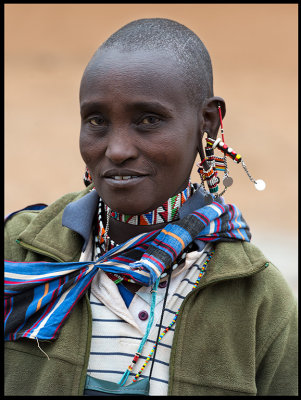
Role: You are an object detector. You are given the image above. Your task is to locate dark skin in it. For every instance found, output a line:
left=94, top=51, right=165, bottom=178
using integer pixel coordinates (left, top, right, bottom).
left=79, top=48, right=225, bottom=292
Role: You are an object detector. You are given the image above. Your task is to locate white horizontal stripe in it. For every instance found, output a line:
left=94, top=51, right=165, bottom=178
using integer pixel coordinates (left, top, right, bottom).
left=138, top=259, right=161, bottom=278
left=209, top=203, right=223, bottom=216
left=5, top=267, right=88, bottom=280
left=98, top=261, right=150, bottom=278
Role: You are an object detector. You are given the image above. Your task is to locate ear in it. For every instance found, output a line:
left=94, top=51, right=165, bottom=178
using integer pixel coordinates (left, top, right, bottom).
left=200, top=96, right=226, bottom=140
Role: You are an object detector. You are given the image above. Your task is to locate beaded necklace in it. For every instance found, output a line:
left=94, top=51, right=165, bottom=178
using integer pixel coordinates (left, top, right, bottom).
left=106, top=181, right=193, bottom=225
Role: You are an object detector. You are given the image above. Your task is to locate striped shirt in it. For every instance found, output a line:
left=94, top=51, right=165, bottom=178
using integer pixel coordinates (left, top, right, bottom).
left=82, top=237, right=212, bottom=396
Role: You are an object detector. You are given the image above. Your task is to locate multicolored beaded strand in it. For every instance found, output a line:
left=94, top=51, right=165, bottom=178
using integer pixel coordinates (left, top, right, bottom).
left=106, top=181, right=193, bottom=225
left=118, top=277, right=161, bottom=386
left=197, top=103, right=266, bottom=195
left=131, top=250, right=215, bottom=383
left=206, top=137, right=266, bottom=191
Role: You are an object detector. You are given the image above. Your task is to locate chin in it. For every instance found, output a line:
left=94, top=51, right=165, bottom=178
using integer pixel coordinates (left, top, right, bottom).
left=98, top=194, right=142, bottom=214
left=96, top=183, right=164, bottom=215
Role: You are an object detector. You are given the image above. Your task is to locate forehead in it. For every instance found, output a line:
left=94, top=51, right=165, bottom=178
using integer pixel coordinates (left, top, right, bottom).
left=80, top=49, right=190, bottom=108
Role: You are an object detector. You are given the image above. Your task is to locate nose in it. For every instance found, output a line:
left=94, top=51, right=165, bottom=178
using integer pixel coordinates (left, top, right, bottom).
left=105, top=128, right=139, bottom=165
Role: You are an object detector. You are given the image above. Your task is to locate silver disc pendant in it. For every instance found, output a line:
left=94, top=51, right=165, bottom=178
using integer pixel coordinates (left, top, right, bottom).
left=223, top=176, right=233, bottom=188
left=254, top=179, right=266, bottom=191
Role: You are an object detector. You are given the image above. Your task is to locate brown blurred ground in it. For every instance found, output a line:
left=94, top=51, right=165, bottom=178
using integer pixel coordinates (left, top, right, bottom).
left=4, top=4, right=298, bottom=295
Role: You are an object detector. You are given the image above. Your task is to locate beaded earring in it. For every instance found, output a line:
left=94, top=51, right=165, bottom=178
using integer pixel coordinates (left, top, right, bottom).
left=206, top=136, right=266, bottom=192
left=197, top=104, right=266, bottom=196
left=198, top=144, right=220, bottom=194
left=83, top=166, right=93, bottom=187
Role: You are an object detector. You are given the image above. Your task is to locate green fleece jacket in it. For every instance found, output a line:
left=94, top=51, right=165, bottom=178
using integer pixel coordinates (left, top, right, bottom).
left=4, top=187, right=298, bottom=396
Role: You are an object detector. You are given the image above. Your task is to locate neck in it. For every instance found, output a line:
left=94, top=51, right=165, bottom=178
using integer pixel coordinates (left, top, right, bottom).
left=108, top=218, right=168, bottom=245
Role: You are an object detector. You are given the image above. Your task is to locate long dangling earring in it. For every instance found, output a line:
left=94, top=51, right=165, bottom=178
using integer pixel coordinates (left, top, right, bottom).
left=207, top=102, right=266, bottom=192
left=197, top=104, right=266, bottom=196
left=217, top=103, right=234, bottom=193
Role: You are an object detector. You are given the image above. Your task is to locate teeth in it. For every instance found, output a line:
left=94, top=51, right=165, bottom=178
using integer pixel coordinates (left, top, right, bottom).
left=112, top=176, right=138, bottom=180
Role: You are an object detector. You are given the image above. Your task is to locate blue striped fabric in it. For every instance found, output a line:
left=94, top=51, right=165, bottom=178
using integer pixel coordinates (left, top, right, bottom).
left=4, top=200, right=250, bottom=341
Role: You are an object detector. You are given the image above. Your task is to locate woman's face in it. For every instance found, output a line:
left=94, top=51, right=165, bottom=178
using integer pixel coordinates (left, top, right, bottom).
left=79, top=49, right=201, bottom=215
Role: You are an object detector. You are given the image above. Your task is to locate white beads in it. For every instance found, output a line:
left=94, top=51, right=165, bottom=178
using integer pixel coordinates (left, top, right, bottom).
left=254, top=179, right=266, bottom=191
left=212, top=138, right=222, bottom=149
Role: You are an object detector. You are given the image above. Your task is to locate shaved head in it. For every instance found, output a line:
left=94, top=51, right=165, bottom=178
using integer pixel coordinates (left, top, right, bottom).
left=81, top=18, right=214, bottom=107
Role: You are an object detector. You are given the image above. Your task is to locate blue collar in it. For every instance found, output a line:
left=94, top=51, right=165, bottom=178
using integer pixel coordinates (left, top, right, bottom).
left=62, top=189, right=99, bottom=252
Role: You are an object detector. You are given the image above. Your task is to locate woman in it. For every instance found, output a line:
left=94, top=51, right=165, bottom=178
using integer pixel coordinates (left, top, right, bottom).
left=4, top=18, right=297, bottom=396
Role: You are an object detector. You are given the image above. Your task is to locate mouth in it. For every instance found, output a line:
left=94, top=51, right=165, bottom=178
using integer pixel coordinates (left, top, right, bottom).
left=102, top=170, right=149, bottom=187
left=109, top=175, right=141, bottom=181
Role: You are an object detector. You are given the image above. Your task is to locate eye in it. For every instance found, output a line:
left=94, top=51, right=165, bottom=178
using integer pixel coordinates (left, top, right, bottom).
left=140, top=116, right=160, bottom=125
left=88, top=116, right=106, bottom=126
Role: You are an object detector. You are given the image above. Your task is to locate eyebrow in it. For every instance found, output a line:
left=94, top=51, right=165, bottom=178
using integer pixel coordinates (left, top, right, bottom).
left=80, top=100, right=173, bottom=115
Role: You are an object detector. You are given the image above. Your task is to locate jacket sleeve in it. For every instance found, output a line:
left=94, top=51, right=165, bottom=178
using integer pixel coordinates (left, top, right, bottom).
left=255, top=266, right=298, bottom=395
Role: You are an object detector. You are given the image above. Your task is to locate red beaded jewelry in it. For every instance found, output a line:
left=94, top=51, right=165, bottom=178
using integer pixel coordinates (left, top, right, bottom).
left=217, top=104, right=225, bottom=142
left=197, top=104, right=266, bottom=195
left=206, top=137, right=242, bottom=163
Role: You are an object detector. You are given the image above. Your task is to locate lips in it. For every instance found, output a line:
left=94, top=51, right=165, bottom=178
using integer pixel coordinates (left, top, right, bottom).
left=103, top=169, right=148, bottom=179
left=110, top=175, right=139, bottom=180
left=102, top=169, right=149, bottom=186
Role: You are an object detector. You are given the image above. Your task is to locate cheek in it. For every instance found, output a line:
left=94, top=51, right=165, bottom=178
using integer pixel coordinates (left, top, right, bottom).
left=157, top=133, right=198, bottom=167
left=79, top=129, right=102, bottom=166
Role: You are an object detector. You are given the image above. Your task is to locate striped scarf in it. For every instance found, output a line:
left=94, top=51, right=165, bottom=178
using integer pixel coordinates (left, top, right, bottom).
left=4, top=194, right=250, bottom=341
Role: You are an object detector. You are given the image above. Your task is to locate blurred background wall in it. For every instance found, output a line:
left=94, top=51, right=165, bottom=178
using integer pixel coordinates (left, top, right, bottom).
left=4, top=4, right=298, bottom=296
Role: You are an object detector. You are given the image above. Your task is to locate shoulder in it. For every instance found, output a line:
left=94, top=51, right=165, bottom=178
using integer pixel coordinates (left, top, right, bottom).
left=214, top=240, right=296, bottom=303
left=4, top=185, right=93, bottom=261
left=208, top=240, right=297, bottom=360
left=204, top=240, right=297, bottom=340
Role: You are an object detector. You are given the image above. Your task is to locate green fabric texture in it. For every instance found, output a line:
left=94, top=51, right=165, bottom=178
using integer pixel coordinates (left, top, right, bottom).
left=4, top=187, right=298, bottom=396
left=168, top=243, right=298, bottom=396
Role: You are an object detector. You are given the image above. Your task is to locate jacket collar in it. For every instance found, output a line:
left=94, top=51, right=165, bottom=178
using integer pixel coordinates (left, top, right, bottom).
left=17, top=185, right=96, bottom=262
left=62, top=188, right=99, bottom=252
